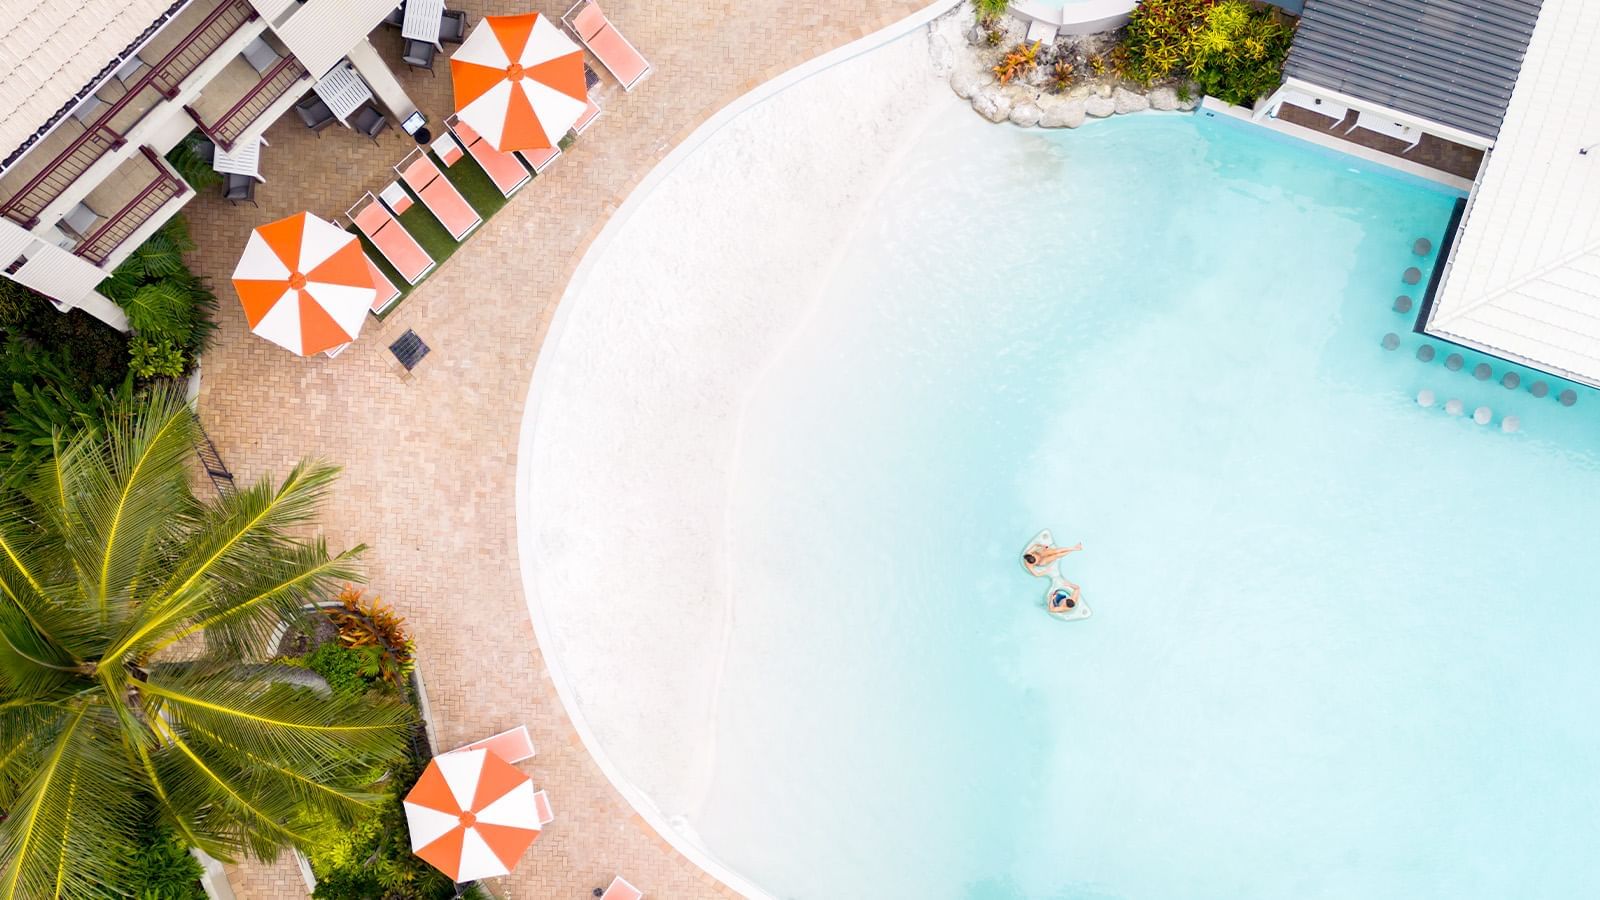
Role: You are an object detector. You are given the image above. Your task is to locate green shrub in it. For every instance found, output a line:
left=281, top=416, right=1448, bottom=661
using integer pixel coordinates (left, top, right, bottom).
left=121, top=825, right=206, bottom=900
left=129, top=335, right=186, bottom=380
left=164, top=132, right=223, bottom=191
left=98, top=216, right=218, bottom=373
left=1121, top=0, right=1291, bottom=106
left=0, top=337, right=131, bottom=478
left=973, top=0, right=1009, bottom=23
left=303, top=640, right=380, bottom=699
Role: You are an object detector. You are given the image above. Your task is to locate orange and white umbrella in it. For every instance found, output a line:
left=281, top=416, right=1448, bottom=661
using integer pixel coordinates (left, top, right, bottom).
left=450, top=12, right=588, bottom=152
left=404, top=749, right=542, bottom=882
left=231, top=212, right=374, bottom=356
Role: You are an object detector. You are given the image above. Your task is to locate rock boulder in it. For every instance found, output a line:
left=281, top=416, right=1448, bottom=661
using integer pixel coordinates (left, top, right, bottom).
left=1148, top=86, right=1178, bottom=111
left=972, top=86, right=1014, bottom=123
left=1039, top=98, right=1086, bottom=128
left=1010, top=103, right=1042, bottom=127
left=1113, top=87, right=1150, bottom=114
left=1085, top=95, right=1116, bottom=118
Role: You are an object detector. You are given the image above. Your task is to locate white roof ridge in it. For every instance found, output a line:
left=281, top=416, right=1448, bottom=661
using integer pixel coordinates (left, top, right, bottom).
left=1430, top=232, right=1600, bottom=330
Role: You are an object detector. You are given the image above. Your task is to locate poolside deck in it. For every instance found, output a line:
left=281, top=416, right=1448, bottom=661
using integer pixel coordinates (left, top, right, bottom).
left=183, top=0, right=930, bottom=897
left=1273, top=103, right=1485, bottom=181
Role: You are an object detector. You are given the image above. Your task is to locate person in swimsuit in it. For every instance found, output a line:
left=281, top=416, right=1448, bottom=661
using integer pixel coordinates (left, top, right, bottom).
left=1023, top=542, right=1083, bottom=577
left=1048, top=581, right=1082, bottom=615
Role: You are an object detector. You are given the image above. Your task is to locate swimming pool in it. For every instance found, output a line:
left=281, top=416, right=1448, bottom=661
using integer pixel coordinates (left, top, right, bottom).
left=522, top=26, right=1600, bottom=900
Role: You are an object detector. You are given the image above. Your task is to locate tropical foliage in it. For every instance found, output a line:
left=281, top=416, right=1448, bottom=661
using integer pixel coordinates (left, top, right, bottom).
left=972, top=0, right=1009, bottom=24
left=125, top=824, right=207, bottom=900
left=0, top=388, right=413, bottom=897
left=163, top=133, right=223, bottom=192
left=992, top=41, right=1042, bottom=85
left=1119, top=0, right=1292, bottom=106
left=326, top=586, right=415, bottom=686
left=98, top=216, right=218, bottom=373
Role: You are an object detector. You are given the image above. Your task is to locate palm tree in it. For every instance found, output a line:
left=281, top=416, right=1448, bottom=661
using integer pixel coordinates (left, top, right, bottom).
left=0, top=388, right=413, bottom=897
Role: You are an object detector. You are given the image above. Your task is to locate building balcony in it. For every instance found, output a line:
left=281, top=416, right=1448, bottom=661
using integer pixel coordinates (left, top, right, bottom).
left=63, top=147, right=190, bottom=267
left=0, top=0, right=258, bottom=229
left=185, top=35, right=311, bottom=151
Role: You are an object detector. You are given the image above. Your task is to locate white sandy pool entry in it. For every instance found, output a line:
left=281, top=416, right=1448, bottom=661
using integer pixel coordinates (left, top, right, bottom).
left=521, top=24, right=1600, bottom=900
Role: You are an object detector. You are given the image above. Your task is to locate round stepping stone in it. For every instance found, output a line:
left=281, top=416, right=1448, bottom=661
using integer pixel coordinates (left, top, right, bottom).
left=1414, top=238, right=1433, bottom=256
left=1473, top=363, right=1492, bottom=381
left=1381, top=333, right=1400, bottom=350
left=1445, top=399, right=1464, bottom=416
left=1474, top=406, right=1492, bottom=425
left=1417, top=389, right=1436, bottom=408
left=1445, top=353, right=1463, bottom=371
left=1531, top=380, right=1549, bottom=398
left=1394, top=295, right=1414, bottom=313
left=1501, top=372, right=1520, bottom=390
left=1502, top=415, right=1521, bottom=434
left=1559, top=389, right=1577, bottom=407
left=1416, top=345, right=1436, bottom=362
left=1403, top=267, right=1423, bottom=284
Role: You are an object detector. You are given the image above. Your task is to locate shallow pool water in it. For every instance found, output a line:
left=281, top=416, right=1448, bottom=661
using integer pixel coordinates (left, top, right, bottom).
left=692, top=106, right=1600, bottom=898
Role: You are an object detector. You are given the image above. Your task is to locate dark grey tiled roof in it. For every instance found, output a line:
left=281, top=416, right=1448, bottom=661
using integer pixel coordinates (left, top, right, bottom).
left=1284, top=0, right=1542, bottom=140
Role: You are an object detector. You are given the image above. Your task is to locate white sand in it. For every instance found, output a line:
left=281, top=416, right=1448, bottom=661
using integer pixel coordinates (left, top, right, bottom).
left=517, top=5, right=960, bottom=857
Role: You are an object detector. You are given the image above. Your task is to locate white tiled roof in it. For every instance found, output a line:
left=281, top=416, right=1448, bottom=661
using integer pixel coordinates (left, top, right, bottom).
left=1428, top=0, right=1600, bottom=384
left=0, top=0, right=178, bottom=164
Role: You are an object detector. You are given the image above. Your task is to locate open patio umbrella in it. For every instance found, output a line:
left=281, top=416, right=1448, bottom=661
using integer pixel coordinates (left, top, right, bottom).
left=231, top=211, right=374, bottom=356
left=449, top=12, right=588, bottom=152
left=404, top=748, right=543, bottom=882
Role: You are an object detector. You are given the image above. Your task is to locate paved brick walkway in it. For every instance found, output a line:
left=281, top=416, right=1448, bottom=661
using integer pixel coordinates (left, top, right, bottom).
left=186, top=1, right=930, bottom=897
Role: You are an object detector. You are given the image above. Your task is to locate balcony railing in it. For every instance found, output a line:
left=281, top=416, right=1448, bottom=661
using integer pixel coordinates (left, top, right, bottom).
left=73, top=147, right=189, bottom=267
left=187, top=56, right=309, bottom=151
left=0, top=0, right=256, bottom=228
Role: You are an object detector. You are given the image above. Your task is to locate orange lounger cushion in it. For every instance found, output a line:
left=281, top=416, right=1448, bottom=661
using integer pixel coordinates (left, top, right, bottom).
left=587, top=23, right=649, bottom=89
left=519, top=146, right=561, bottom=173
left=450, top=118, right=532, bottom=197
left=352, top=200, right=434, bottom=284
left=571, top=3, right=606, bottom=40
left=399, top=155, right=480, bottom=240
left=599, top=876, right=643, bottom=900
left=572, top=98, right=601, bottom=134
left=363, top=253, right=401, bottom=313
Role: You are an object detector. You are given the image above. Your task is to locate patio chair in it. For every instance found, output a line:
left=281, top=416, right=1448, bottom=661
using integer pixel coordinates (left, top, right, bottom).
left=569, top=97, right=602, bottom=138
left=294, top=95, right=338, bottom=136
left=448, top=724, right=536, bottom=763
left=58, top=201, right=101, bottom=240
left=382, top=3, right=406, bottom=27
left=440, top=9, right=469, bottom=44
left=350, top=103, right=389, bottom=144
left=517, top=145, right=561, bottom=175
left=222, top=174, right=257, bottom=206
left=349, top=193, right=436, bottom=284
left=396, top=148, right=481, bottom=240
left=402, top=39, right=437, bottom=75
left=533, top=790, right=554, bottom=827
left=562, top=0, right=651, bottom=92
left=598, top=876, right=643, bottom=900
left=242, top=36, right=281, bottom=76
left=444, top=114, right=531, bottom=197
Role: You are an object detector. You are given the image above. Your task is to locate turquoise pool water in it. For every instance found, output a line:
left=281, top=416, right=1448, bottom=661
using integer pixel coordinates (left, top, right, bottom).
left=693, top=105, right=1600, bottom=898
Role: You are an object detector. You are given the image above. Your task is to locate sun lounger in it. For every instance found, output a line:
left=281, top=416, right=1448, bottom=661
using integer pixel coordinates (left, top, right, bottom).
left=449, top=724, right=536, bottom=764
left=1274, top=89, right=1350, bottom=127
left=563, top=1, right=651, bottom=91
left=533, top=789, right=554, bottom=827
left=1346, top=110, right=1423, bottom=151
left=396, top=148, right=481, bottom=240
left=518, top=146, right=561, bottom=175
left=362, top=250, right=402, bottom=314
left=348, top=193, right=435, bottom=285
left=431, top=132, right=465, bottom=168
left=444, top=115, right=532, bottom=198
left=569, top=97, right=602, bottom=137
left=600, top=876, right=643, bottom=900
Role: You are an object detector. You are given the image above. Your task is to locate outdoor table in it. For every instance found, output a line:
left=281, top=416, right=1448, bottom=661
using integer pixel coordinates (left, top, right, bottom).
left=211, top=136, right=268, bottom=181
left=403, top=0, right=445, bottom=46
left=313, top=63, right=375, bottom=125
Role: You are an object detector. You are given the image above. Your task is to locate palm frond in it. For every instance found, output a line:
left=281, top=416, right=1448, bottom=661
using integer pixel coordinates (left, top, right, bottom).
left=139, top=672, right=413, bottom=766
left=72, top=385, right=195, bottom=615
left=102, top=461, right=346, bottom=668
left=0, top=707, right=142, bottom=900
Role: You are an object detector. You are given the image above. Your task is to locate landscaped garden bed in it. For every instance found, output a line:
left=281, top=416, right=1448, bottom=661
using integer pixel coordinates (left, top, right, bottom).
left=948, top=0, right=1293, bottom=127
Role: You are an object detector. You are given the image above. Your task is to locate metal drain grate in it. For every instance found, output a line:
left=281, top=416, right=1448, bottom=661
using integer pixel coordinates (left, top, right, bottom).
left=389, top=330, right=430, bottom=370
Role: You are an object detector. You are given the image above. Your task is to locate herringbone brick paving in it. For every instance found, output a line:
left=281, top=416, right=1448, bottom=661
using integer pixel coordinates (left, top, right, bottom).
left=187, top=1, right=931, bottom=897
